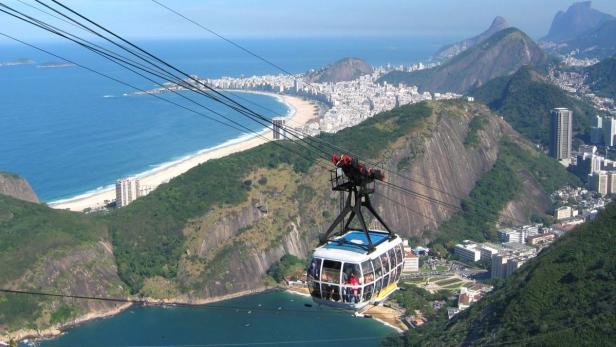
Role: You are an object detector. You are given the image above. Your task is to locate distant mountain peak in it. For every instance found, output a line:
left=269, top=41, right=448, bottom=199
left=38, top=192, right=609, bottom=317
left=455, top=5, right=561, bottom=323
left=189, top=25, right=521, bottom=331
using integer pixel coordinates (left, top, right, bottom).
left=491, top=16, right=509, bottom=28
left=433, top=16, right=510, bottom=62
left=543, top=1, right=615, bottom=43
left=305, top=57, right=372, bottom=83
left=383, top=27, right=549, bottom=94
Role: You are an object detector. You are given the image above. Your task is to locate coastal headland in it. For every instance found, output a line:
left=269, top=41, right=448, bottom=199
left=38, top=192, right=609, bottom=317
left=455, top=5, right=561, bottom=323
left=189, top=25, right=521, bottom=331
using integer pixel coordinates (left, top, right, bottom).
left=48, top=93, right=318, bottom=212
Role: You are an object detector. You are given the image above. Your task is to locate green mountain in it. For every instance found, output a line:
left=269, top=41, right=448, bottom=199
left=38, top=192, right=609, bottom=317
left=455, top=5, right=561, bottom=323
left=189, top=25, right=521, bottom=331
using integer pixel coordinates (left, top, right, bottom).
left=379, top=28, right=550, bottom=93
left=0, top=100, right=578, bottom=336
left=0, top=194, right=127, bottom=333
left=468, top=65, right=596, bottom=146
left=585, top=55, right=616, bottom=99
left=384, top=202, right=616, bottom=346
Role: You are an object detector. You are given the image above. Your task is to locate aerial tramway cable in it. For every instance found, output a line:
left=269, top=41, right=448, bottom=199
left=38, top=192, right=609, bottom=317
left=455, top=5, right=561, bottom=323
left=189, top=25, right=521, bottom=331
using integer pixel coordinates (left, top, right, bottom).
left=4, top=0, right=468, bottom=214
left=2, top=1, right=525, bottom=229
left=147, top=0, right=471, bottom=203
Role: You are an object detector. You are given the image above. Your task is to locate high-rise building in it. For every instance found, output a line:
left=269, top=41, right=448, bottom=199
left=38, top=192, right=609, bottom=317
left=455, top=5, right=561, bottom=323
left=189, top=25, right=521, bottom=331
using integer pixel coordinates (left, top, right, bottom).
left=272, top=117, right=286, bottom=140
left=116, top=177, right=140, bottom=208
left=590, top=115, right=603, bottom=144
left=603, top=116, right=616, bottom=147
left=593, top=115, right=603, bottom=128
left=608, top=172, right=616, bottom=194
left=550, top=108, right=573, bottom=163
left=591, top=172, right=609, bottom=195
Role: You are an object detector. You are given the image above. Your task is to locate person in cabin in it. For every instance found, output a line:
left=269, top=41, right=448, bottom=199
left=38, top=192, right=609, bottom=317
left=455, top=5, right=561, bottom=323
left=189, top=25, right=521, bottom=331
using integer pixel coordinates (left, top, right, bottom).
left=349, top=272, right=360, bottom=303
left=307, top=260, right=320, bottom=280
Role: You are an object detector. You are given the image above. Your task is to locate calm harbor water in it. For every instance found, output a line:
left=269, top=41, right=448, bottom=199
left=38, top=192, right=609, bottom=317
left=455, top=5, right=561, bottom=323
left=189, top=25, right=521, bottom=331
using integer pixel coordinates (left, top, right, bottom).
left=0, top=36, right=457, bottom=201
left=37, top=291, right=395, bottom=347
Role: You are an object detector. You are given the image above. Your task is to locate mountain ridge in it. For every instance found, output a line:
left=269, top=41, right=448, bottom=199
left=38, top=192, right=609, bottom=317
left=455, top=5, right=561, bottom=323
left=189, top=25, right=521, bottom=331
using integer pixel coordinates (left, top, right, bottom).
left=0, top=100, right=577, bottom=336
left=542, top=1, right=614, bottom=43
left=380, top=27, right=550, bottom=93
left=433, top=16, right=510, bottom=62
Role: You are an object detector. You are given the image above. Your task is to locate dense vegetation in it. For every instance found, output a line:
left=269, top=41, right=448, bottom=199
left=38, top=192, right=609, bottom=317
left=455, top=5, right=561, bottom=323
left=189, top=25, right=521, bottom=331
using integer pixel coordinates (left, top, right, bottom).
left=266, top=255, right=306, bottom=282
left=107, top=143, right=314, bottom=292
left=392, top=285, right=450, bottom=319
left=469, top=66, right=597, bottom=146
left=584, top=55, right=616, bottom=99
left=107, top=102, right=433, bottom=293
left=384, top=202, right=616, bottom=346
left=432, top=137, right=580, bottom=251
left=0, top=194, right=108, bottom=329
left=464, top=115, right=488, bottom=147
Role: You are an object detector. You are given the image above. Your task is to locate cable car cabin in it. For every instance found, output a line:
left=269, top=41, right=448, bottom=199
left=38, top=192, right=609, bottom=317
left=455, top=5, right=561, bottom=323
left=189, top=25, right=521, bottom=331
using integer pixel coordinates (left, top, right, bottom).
left=307, top=229, right=404, bottom=311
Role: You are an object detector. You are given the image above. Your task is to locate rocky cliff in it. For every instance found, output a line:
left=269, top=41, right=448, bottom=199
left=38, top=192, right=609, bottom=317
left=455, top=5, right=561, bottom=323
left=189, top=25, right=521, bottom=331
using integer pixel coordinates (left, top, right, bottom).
left=542, top=1, right=614, bottom=43
left=380, top=28, right=550, bottom=93
left=434, top=16, right=510, bottom=62
left=0, top=172, right=38, bottom=203
left=144, top=101, right=553, bottom=298
left=305, top=57, right=373, bottom=83
left=540, top=2, right=616, bottom=59
left=1, top=101, right=567, bottom=335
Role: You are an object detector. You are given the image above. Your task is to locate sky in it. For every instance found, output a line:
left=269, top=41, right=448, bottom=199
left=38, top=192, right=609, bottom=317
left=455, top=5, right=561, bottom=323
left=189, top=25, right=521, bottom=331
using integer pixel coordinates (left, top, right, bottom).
left=1, top=0, right=616, bottom=43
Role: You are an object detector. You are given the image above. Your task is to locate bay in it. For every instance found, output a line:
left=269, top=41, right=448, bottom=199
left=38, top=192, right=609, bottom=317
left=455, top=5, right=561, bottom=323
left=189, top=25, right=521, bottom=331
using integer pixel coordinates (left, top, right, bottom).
left=37, top=291, right=395, bottom=347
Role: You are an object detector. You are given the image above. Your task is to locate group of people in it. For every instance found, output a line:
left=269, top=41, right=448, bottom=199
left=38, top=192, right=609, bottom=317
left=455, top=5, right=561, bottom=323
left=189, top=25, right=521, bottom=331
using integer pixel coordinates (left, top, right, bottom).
left=307, top=259, right=366, bottom=304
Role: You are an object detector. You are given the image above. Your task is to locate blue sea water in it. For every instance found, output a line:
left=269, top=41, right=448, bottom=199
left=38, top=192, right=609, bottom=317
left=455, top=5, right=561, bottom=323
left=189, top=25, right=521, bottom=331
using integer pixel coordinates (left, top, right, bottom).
left=37, top=291, right=395, bottom=347
left=0, top=36, right=456, bottom=201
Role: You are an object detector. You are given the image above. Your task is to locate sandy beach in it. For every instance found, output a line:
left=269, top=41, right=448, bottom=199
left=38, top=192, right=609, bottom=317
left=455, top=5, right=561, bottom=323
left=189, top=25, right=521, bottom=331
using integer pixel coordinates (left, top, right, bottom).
left=49, top=93, right=318, bottom=212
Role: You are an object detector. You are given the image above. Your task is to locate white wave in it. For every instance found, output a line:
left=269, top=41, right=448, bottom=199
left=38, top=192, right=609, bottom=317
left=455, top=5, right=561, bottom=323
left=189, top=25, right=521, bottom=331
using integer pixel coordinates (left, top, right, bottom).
left=49, top=183, right=115, bottom=205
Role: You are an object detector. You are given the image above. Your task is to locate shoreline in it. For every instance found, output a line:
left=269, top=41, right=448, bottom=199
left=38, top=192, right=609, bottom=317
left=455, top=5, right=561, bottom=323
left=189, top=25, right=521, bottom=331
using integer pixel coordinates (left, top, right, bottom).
left=2, top=286, right=276, bottom=344
left=3, top=285, right=400, bottom=344
left=48, top=92, right=318, bottom=212
left=0, top=302, right=132, bottom=344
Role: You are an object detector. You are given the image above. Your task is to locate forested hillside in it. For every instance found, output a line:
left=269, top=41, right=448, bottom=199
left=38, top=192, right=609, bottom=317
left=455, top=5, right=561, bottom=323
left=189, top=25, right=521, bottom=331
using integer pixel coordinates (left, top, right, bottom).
left=1, top=100, right=578, bottom=336
left=384, top=202, right=616, bottom=346
left=469, top=66, right=596, bottom=146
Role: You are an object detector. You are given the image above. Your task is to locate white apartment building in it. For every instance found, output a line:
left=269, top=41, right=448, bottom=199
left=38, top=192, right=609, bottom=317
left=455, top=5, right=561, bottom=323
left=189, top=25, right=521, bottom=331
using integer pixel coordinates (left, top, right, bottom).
left=116, top=177, right=140, bottom=208
left=454, top=243, right=481, bottom=263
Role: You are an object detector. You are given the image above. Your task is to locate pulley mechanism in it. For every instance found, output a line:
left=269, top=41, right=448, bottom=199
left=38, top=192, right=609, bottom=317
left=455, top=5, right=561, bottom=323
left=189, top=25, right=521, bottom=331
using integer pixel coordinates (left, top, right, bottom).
left=319, top=154, right=394, bottom=252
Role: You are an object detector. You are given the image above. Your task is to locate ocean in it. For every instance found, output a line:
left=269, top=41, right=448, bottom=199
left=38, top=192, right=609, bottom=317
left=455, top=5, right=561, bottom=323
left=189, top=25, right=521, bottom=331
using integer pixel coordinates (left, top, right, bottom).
left=36, top=291, right=395, bottom=347
left=0, top=36, right=457, bottom=202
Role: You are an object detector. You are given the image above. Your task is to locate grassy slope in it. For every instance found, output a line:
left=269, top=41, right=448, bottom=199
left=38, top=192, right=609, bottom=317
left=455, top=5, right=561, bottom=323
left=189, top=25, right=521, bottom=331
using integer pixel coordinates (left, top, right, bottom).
left=469, top=66, right=597, bottom=146
left=385, top=202, right=616, bottom=347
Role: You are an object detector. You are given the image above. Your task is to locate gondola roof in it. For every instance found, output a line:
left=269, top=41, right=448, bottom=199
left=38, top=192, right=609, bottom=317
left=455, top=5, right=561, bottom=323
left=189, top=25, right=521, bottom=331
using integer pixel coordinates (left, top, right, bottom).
left=314, top=229, right=400, bottom=262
